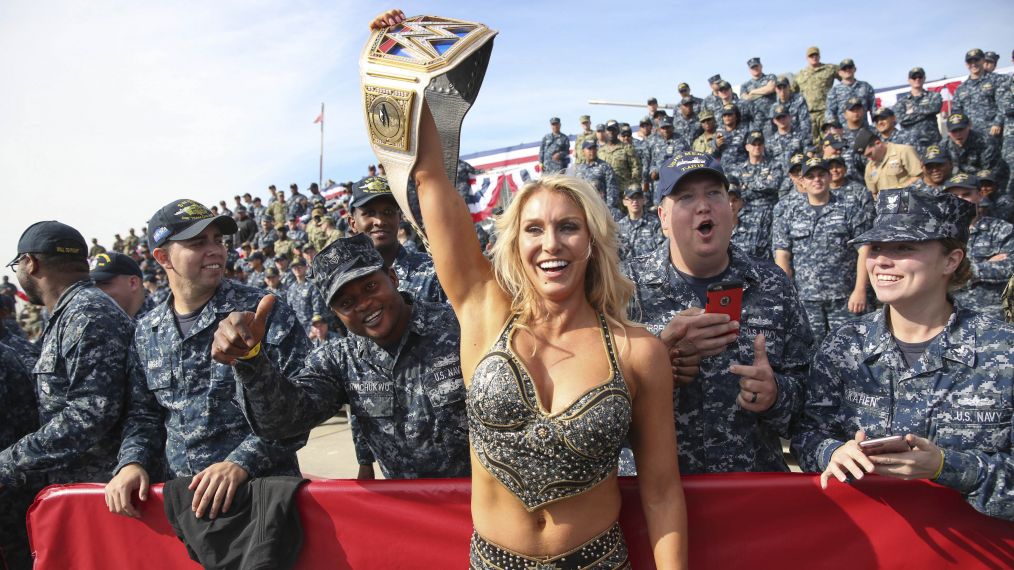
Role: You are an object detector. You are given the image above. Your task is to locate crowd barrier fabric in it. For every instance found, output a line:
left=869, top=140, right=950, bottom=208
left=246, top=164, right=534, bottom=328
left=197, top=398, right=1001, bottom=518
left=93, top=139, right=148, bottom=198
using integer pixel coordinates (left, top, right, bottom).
left=27, top=473, right=1014, bottom=569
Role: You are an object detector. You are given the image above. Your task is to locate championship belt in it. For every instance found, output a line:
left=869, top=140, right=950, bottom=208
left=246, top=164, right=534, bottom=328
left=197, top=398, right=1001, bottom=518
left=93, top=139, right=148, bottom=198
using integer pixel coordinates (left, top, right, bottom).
left=359, top=15, right=496, bottom=235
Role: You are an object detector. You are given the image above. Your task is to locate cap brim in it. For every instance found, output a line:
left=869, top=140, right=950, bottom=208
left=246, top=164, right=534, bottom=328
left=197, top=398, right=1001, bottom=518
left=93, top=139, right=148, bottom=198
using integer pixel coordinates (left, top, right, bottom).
left=90, top=270, right=120, bottom=283
left=170, top=215, right=239, bottom=242
left=323, top=265, right=384, bottom=306
left=849, top=225, right=939, bottom=246
left=351, top=193, right=393, bottom=209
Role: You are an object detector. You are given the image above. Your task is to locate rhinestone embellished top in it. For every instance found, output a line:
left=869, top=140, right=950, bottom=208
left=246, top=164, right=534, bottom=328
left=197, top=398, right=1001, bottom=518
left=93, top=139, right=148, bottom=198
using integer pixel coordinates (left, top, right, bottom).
left=467, top=313, right=632, bottom=511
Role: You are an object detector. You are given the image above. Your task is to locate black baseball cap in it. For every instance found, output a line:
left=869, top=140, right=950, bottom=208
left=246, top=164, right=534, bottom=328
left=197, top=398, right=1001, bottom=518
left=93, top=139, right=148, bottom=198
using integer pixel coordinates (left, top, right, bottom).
left=965, top=48, right=984, bottom=62
left=7, top=221, right=87, bottom=267
left=582, top=140, right=598, bottom=149
left=746, top=131, right=765, bottom=145
left=872, top=107, right=895, bottom=120
left=90, top=252, right=143, bottom=282
left=908, top=67, right=926, bottom=79
left=801, top=158, right=829, bottom=176
left=747, top=57, right=761, bottom=68
left=852, top=128, right=879, bottom=154
left=549, top=117, right=561, bottom=124
left=350, top=176, right=395, bottom=209
left=946, top=113, right=970, bottom=131
left=707, top=74, right=722, bottom=84
left=147, top=199, right=238, bottom=250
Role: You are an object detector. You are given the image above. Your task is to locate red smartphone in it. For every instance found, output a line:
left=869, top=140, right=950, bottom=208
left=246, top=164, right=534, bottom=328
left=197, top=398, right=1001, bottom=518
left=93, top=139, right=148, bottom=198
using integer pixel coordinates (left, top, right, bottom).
left=859, top=435, right=911, bottom=455
left=705, top=280, right=743, bottom=322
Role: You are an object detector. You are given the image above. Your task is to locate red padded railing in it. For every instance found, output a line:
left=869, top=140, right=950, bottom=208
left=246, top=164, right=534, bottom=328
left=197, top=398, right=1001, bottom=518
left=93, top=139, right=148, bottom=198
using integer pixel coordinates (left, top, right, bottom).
left=26, top=474, right=1014, bottom=569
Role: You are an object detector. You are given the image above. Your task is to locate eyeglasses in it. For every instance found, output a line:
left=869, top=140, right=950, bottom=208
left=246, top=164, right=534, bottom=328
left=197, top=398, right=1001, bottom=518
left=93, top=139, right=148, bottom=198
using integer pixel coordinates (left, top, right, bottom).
left=5, top=254, right=27, bottom=269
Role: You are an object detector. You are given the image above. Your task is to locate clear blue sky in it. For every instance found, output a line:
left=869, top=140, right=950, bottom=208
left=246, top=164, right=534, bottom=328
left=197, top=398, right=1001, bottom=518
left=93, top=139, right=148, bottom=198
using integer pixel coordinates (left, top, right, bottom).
left=2, top=0, right=1012, bottom=282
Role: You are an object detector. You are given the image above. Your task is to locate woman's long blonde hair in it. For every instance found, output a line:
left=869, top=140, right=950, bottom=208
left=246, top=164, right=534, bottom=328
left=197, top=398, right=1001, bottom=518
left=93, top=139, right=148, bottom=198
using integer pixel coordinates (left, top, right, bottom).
left=490, top=175, right=636, bottom=331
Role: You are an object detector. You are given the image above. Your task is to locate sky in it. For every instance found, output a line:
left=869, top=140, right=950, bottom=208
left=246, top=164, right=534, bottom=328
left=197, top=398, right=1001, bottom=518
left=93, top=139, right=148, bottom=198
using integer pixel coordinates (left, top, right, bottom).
left=2, top=0, right=1012, bottom=283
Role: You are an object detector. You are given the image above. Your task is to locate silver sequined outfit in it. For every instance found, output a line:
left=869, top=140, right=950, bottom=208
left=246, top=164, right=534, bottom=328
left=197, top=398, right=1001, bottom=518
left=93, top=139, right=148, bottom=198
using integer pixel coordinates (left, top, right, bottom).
left=469, top=523, right=631, bottom=570
left=467, top=313, right=632, bottom=511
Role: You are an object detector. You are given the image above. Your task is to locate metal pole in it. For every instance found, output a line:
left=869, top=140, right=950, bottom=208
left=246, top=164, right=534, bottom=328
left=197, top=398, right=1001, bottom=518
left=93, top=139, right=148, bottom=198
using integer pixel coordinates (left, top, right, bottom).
left=318, top=102, right=324, bottom=188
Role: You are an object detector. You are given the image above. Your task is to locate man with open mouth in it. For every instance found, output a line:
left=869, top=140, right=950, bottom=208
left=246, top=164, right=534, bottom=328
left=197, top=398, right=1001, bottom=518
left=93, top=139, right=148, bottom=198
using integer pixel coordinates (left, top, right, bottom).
left=623, top=150, right=814, bottom=475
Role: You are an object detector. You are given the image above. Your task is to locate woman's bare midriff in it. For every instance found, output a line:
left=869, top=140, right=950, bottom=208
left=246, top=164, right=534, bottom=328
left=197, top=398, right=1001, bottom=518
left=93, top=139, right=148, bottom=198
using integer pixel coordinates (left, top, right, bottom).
left=469, top=451, right=623, bottom=557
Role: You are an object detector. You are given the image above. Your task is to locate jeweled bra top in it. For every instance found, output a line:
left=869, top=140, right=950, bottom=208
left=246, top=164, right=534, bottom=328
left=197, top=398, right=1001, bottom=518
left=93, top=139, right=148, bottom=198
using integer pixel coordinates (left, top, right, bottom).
left=467, top=313, right=632, bottom=511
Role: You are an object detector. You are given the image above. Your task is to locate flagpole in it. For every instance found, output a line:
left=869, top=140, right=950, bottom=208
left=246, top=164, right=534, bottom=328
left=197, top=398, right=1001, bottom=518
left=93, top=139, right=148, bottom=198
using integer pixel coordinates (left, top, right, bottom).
left=318, top=102, right=324, bottom=188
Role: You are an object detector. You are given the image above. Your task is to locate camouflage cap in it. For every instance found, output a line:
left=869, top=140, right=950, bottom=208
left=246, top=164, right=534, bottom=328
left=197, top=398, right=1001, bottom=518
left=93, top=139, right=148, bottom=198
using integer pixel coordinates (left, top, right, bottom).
left=747, top=57, right=762, bottom=68
left=806, top=46, right=820, bottom=56
left=922, top=145, right=950, bottom=165
left=770, top=104, right=790, bottom=119
left=680, top=96, right=694, bottom=106
left=717, top=80, right=732, bottom=91
left=845, top=96, right=865, bottom=110
left=595, top=123, right=606, bottom=132
left=623, top=186, right=645, bottom=199
left=582, top=139, right=598, bottom=149
left=707, top=74, right=722, bottom=84
left=350, top=176, right=394, bottom=209
left=579, top=114, right=590, bottom=123
left=309, top=233, right=385, bottom=305
left=965, top=48, right=985, bottom=62
left=549, top=117, right=561, bottom=124
left=872, top=107, right=895, bottom=120
left=678, top=82, right=690, bottom=92
left=656, top=151, right=729, bottom=203
left=984, top=51, right=999, bottom=63
left=822, top=118, right=843, bottom=130
left=775, top=75, right=791, bottom=87
left=290, top=256, right=307, bottom=267
left=801, top=158, right=829, bottom=176
left=850, top=188, right=976, bottom=246
left=977, top=169, right=997, bottom=183
left=946, top=113, right=970, bottom=131
left=839, top=58, right=856, bottom=69
left=698, top=110, right=715, bottom=122
left=944, top=172, right=979, bottom=190
left=908, top=67, right=926, bottom=79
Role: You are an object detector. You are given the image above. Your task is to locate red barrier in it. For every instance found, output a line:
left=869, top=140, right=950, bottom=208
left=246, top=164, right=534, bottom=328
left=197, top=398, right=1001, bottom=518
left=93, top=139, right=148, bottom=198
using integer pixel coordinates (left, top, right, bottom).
left=27, top=474, right=1014, bottom=569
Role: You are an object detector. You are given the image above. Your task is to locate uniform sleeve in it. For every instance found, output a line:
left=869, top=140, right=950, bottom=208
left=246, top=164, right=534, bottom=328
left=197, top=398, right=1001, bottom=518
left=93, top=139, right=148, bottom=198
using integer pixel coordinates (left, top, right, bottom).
left=349, top=414, right=376, bottom=466
left=971, top=223, right=1014, bottom=283
left=0, top=313, right=131, bottom=487
left=823, top=87, right=837, bottom=123
left=605, top=165, right=620, bottom=207
left=790, top=333, right=850, bottom=473
left=771, top=205, right=792, bottom=253
left=114, top=341, right=168, bottom=476
left=629, top=147, right=642, bottom=183
left=234, top=339, right=349, bottom=441
left=757, top=274, right=814, bottom=436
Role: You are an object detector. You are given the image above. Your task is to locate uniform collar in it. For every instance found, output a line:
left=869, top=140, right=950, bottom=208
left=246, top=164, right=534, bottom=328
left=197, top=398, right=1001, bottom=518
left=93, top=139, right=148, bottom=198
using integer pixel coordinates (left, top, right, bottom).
left=862, top=300, right=976, bottom=369
left=50, top=280, right=93, bottom=318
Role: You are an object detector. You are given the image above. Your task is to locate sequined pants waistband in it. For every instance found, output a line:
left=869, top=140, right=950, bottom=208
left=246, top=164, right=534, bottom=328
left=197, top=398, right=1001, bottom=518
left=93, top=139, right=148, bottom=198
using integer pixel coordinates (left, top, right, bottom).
left=468, top=522, right=630, bottom=570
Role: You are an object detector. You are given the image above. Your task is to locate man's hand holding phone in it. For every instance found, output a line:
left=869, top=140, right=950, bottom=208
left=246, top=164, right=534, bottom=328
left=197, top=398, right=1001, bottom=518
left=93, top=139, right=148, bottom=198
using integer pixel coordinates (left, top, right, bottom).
left=668, top=308, right=739, bottom=358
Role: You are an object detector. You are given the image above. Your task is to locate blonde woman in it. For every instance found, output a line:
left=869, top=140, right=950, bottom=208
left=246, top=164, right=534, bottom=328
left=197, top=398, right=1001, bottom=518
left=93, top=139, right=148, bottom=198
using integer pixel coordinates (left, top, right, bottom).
left=369, top=11, right=687, bottom=569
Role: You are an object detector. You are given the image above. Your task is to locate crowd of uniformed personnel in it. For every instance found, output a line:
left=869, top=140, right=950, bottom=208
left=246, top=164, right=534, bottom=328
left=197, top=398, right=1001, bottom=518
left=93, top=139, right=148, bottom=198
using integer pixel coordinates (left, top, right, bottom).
left=2, top=44, right=1014, bottom=569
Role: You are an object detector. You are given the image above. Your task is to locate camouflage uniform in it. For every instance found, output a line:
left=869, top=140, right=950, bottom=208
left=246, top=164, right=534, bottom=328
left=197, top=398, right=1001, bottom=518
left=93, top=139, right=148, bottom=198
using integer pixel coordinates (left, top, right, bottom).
left=648, top=135, right=689, bottom=181
left=393, top=245, right=446, bottom=304
left=796, top=63, right=839, bottom=142
left=286, top=279, right=329, bottom=333
left=266, top=199, right=287, bottom=228
left=234, top=299, right=470, bottom=479
left=892, top=90, right=943, bottom=154
left=246, top=268, right=265, bottom=289
left=704, top=93, right=739, bottom=118
left=1004, top=274, right=1014, bottom=322
left=573, top=130, right=596, bottom=165
left=726, top=158, right=785, bottom=259
left=1000, top=80, right=1014, bottom=194
left=941, top=129, right=1003, bottom=176
left=539, top=131, right=570, bottom=174
left=792, top=305, right=1014, bottom=521
left=286, top=193, right=308, bottom=221
left=741, top=74, right=777, bottom=133
left=953, top=216, right=1014, bottom=320
left=767, top=130, right=807, bottom=169
left=306, top=220, right=330, bottom=253
left=632, top=136, right=652, bottom=188
left=0, top=281, right=134, bottom=487
left=0, top=343, right=40, bottom=570
left=776, top=93, right=813, bottom=143
left=601, top=142, right=642, bottom=198
left=0, top=324, right=40, bottom=371
left=824, top=80, right=876, bottom=127
left=772, top=191, right=874, bottom=343
left=672, top=111, right=704, bottom=149
left=692, top=131, right=720, bottom=155
left=714, top=123, right=750, bottom=167
left=575, top=158, right=621, bottom=208
left=952, top=73, right=1005, bottom=138
left=116, top=279, right=308, bottom=479
left=616, top=212, right=664, bottom=259
left=123, top=233, right=140, bottom=254
left=622, top=243, right=814, bottom=474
